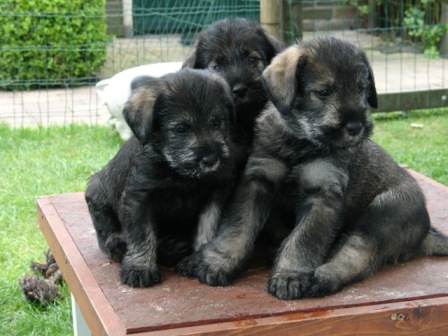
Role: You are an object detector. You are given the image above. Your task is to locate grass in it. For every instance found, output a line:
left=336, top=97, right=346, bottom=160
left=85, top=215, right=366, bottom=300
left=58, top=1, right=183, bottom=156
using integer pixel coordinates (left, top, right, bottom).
left=0, top=108, right=446, bottom=335
left=0, top=124, right=123, bottom=335
left=371, top=108, right=448, bottom=185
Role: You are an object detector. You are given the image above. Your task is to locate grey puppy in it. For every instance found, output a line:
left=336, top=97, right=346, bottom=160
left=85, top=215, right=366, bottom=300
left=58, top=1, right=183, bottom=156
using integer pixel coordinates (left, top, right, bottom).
left=177, top=37, right=448, bottom=299
left=183, top=17, right=286, bottom=166
left=85, top=69, right=237, bottom=287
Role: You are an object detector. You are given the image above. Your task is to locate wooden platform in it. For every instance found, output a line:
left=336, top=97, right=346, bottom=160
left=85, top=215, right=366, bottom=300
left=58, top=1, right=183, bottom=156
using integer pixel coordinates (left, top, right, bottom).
left=36, top=169, right=448, bottom=335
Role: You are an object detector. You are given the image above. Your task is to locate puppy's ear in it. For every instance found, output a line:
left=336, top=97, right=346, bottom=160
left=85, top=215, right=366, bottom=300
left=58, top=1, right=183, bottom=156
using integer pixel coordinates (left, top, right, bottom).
left=123, top=76, right=162, bottom=145
left=265, top=34, right=288, bottom=55
left=130, top=75, right=154, bottom=90
left=262, top=45, right=306, bottom=115
left=182, top=47, right=197, bottom=68
left=182, top=37, right=204, bottom=68
left=362, top=56, right=378, bottom=109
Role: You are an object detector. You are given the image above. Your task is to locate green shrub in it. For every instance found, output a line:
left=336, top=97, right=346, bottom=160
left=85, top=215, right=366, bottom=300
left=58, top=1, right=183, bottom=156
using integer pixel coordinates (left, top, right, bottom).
left=404, top=2, right=446, bottom=59
left=0, top=0, right=110, bottom=90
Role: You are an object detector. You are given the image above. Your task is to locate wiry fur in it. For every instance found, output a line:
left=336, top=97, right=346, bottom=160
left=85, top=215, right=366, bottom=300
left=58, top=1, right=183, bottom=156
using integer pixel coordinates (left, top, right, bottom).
left=177, top=37, right=448, bottom=299
left=183, top=17, right=286, bottom=166
left=85, top=69, right=238, bottom=287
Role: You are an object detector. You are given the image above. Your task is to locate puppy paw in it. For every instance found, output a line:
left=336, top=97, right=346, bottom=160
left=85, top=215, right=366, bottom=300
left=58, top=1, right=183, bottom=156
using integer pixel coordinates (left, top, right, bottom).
left=195, top=265, right=234, bottom=286
left=120, top=264, right=161, bottom=287
left=104, top=233, right=127, bottom=262
left=268, top=271, right=313, bottom=300
left=176, top=252, right=235, bottom=287
left=175, top=254, right=199, bottom=277
left=308, top=266, right=343, bottom=297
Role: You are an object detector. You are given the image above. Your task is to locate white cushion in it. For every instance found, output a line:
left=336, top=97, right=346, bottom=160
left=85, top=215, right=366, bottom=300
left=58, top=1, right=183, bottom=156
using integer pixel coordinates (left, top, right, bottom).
left=96, top=62, right=183, bottom=140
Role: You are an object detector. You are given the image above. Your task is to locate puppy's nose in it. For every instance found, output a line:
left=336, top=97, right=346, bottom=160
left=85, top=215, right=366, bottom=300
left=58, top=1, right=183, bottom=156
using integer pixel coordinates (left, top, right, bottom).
left=232, top=84, right=248, bottom=97
left=201, top=152, right=218, bottom=167
left=345, top=121, right=363, bottom=136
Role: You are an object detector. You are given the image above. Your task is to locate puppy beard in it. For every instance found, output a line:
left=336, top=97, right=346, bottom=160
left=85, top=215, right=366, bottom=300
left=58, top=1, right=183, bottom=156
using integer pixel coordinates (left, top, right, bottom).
left=230, top=76, right=268, bottom=113
left=163, top=144, right=231, bottom=179
left=231, top=77, right=269, bottom=147
left=328, top=125, right=372, bottom=148
left=289, top=110, right=373, bottom=149
left=318, top=115, right=373, bottom=149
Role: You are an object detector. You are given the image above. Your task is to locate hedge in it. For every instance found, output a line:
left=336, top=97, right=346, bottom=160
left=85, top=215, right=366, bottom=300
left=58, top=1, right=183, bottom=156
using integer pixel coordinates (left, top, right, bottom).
left=0, top=0, right=110, bottom=90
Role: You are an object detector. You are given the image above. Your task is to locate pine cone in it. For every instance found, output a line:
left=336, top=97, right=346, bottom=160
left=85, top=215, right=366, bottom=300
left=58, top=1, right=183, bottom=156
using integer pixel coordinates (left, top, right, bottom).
left=31, top=249, right=60, bottom=280
left=19, top=274, right=62, bottom=306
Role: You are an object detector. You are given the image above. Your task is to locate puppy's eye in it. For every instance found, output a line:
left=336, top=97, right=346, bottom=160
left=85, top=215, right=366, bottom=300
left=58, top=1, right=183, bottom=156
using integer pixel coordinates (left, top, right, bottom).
left=209, top=62, right=221, bottom=72
left=248, top=56, right=258, bottom=65
left=316, top=89, right=331, bottom=98
left=174, top=124, right=187, bottom=134
left=211, top=118, right=221, bottom=129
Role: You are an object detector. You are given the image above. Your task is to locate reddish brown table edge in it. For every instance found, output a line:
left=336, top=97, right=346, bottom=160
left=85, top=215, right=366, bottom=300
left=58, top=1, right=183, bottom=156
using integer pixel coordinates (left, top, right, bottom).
left=36, top=169, right=448, bottom=336
left=36, top=195, right=126, bottom=336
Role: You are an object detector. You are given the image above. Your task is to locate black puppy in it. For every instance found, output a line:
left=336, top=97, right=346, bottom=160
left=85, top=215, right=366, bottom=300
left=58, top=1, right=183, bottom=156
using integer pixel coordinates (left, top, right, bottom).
left=183, top=17, right=286, bottom=164
left=177, top=37, right=448, bottom=299
left=85, top=69, right=237, bottom=287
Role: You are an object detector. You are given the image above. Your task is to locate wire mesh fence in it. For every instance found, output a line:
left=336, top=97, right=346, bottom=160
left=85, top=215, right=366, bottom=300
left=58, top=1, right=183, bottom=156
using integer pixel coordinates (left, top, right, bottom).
left=1, top=0, right=447, bottom=127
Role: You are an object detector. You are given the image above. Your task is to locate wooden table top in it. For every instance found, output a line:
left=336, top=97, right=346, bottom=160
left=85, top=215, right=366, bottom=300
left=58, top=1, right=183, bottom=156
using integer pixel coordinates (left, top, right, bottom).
left=36, top=169, right=448, bottom=335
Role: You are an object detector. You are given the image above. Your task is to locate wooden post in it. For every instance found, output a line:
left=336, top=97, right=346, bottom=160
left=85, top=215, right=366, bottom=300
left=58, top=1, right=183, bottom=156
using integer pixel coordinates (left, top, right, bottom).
left=122, top=0, right=134, bottom=38
left=441, top=2, right=448, bottom=57
left=260, top=0, right=281, bottom=39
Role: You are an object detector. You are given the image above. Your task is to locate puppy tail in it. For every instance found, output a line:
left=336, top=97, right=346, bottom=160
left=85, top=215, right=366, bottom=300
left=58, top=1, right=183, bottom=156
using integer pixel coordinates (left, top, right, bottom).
left=418, top=228, right=448, bottom=256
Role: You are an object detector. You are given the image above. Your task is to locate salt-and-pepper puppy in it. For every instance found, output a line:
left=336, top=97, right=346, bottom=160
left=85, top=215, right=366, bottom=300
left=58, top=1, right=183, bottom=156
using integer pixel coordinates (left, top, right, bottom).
left=177, top=37, right=448, bottom=299
left=183, top=17, right=286, bottom=166
left=85, top=69, right=237, bottom=287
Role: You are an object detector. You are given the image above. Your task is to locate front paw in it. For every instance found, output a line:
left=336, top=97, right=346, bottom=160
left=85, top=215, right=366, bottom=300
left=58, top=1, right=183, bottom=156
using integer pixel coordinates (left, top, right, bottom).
left=120, top=263, right=161, bottom=287
left=175, top=253, right=199, bottom=277
left=176, top=252, right=235, bottom=286
left=308, top=266, right=343, bottom=297
left=268, top=270, right=313, bottom=300
left=104, top=233, right=127, bottom=262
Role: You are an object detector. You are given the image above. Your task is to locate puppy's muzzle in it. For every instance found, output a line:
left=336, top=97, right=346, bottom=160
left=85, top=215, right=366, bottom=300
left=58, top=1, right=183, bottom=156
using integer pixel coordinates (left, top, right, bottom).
left=201, top=151, right=219, bottom=167
left=345, top=121, right=363, bottom=137
left=232, top=83, right=248, bottom=98
left=195, top=145, right=223, bottom=168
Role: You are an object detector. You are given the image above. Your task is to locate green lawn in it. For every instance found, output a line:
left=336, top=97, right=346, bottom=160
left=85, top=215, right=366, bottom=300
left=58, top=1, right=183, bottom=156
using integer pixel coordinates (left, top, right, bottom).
left=371, top=108, right=448, bottom=185
left=0, top=125, right=123, bottom=335
left=0, top=108, right=446, bottom=335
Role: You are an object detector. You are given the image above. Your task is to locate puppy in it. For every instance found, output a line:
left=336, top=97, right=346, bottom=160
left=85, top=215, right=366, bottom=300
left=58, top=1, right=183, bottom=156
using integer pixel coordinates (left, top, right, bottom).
left=177, top=37, right=448, bottom=299
left=85, top=69, right=237, bottom=287
left=183, top=17, right=286, bottom=165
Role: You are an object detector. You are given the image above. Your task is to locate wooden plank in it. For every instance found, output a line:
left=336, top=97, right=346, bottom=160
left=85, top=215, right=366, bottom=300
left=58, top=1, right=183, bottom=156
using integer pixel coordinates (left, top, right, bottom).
left=36, top=169, right=448, bottom=335
left=37, top=196, right=126, bottom=336
left=377, top=89, right=448, bottom=113
left=134, top=297, right=448, bottom=335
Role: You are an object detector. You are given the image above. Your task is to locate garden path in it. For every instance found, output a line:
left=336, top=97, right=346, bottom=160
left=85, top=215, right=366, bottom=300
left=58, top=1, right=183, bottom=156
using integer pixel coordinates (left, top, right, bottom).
left=1, top=32, right=446, bottom=127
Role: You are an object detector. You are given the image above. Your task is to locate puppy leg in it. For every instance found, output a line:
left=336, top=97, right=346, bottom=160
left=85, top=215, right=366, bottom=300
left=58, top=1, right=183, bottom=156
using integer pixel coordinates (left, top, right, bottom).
left=309, top=233, right=377, bottom=297
left=268, top=203, right=343, bottom=300
left=89, top=203, right=126, bottom=263
left=309, top=186, right=429, bottom=297
left=177, top=156, right=287, bottom=286
left=419, top=228, right=448, bottom=256
left=268, top=159, right=347, bottom=300
left=119, top=195, right=161, bottom=287
left=193, top=187, right=233, bottom=251
left=85, top=178, right=126, bottom=262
